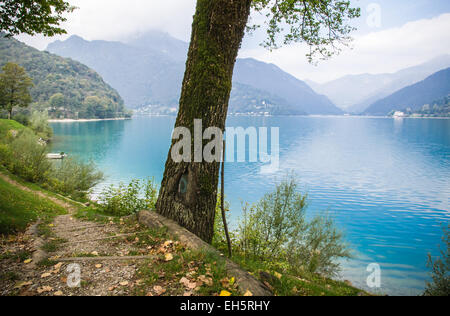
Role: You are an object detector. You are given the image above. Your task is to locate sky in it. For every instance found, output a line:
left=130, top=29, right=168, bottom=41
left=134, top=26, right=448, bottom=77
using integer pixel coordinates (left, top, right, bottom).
left=16, top=0, right=450, bottom=83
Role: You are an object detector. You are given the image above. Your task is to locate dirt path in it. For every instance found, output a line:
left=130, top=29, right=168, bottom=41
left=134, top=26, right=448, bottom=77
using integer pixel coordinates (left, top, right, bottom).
left=0, top=172, right=228, bottom=296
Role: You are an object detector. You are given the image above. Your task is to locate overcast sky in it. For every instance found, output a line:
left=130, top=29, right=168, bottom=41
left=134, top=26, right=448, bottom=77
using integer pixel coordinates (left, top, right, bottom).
left=16, top=0, right=450, bottom=83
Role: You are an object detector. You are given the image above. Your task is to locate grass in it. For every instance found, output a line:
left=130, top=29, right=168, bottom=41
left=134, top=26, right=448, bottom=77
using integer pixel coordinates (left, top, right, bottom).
left=41, top=237, right=67, bottom=253
left=0, top=176, right=67, bottom=235
left=0, top=119, right=27, bottom=138
left=221, top=252, right=369, bottom=296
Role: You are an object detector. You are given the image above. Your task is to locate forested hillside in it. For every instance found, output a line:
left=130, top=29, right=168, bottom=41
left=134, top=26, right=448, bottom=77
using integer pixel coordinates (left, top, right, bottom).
left=0, top=35, right=129, bottom=119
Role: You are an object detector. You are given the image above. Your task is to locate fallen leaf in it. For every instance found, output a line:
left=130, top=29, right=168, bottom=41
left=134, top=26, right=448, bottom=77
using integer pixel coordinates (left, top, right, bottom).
left=95, top=264, right=102, bottom=269
left=198, top=275, right=213, bottom=287
left=274, top=272, right=282, bottom=279
left=54, top=262, right=63, bottom=270
left=91, top=251, right=99, bottom=256
left=163, top=240, right=173, bottom=247
left=48, top=224, right=54, bottom=227
left=244, top=290, right=253, bottom=297
left=153, top=285, right=166, bottom=296
left=220, top=278, right=229, bottom=288
left=14, top=281, right=32, bottom=289
left=165, top=253, right=174, bottom=262
left=23, top=259, right=32, bottom=264
left=54, top=291, right=63, bottom=296
left=135, top=279, right=144, bottom=286
left=119, top=281, right=129, bottom=286
left=41, top=272, right=52, bottom=279
left=183, top=291, right=193, bottom=297
left=37, top=286, right=53, bottom=294
left=220, top=290, right=232, bottom=297
left=229, top=277, right=236, bottom=285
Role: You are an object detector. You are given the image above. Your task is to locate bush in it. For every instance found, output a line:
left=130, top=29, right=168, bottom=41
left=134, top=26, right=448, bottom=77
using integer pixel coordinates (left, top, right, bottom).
left=214, top=176, right=351, bottom=278
left=98, top=178, right=158, bottom=216
left=29, top=110, right=53, bottom=140
left=287, top=214, right=351, bottom=277
left=7, top=130, right=50, bottom=183
left=48, top=158, right=104, bottom=200
left=424, top=226, right=449, bottom=296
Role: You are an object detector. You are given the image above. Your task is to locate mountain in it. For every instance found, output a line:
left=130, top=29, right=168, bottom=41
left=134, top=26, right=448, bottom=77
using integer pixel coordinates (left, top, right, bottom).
left=47, top=32, right=342, bottom=115
left=364, top=68, right=450, bottom=115
left=234, top=59, right=341, bottom=115
left=308, top=55, right=450, bottom=113
left=0, top=35, right=128, bottom=119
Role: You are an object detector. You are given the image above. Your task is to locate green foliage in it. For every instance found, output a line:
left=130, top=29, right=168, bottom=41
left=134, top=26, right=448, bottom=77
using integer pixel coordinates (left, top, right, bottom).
left=29, top=110, right=53, bottom=140
left=212, top=193, right=236, bottom=250
left=250, top=0, right=361, bottom=62
left=0, top=118, right=25, bottom=138
left=0, top=0, right=75, bottom=37
left=99, top=178, right=158, bottom=217
left=214, top=177, right=350, bottom=278
left=0, top=36, right=130, bottom=119
left=424, top=225, right=449, bottom=296
left=6, top=129, right=50, bottom=183
left=0, top=119, right=103, bottom=199
left=47, top=158, right=104, bottom=200
left=0, top=62, right=33, bottom=118
left=0, top=176, right=66, bottom=235
left=287, top=214, right=351, bottom=277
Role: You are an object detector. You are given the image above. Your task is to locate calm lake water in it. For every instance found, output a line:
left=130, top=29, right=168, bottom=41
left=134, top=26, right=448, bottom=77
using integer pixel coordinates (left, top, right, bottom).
left=50, top=116, right=450, bottom=296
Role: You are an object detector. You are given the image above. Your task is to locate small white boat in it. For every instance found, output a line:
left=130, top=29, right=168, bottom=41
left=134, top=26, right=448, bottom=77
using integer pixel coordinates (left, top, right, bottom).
left=46, top=153, right=68, bottom=160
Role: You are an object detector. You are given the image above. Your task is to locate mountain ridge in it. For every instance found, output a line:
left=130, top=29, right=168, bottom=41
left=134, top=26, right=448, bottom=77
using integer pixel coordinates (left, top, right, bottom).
left=0, top=35, right=128, bottom=119
left=308, top=54, right=450, bottom=113
left=364, top=67, right=450, bottom=115
left=47, top=32, right=342, bottom=115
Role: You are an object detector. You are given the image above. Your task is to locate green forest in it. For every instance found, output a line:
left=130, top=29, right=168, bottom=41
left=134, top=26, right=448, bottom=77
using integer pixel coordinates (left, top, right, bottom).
left=0, top=35, right=130, bottom=119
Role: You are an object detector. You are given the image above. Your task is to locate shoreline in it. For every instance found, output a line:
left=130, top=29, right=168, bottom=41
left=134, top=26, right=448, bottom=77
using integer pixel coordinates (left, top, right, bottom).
left=48, top=117, right=131, bottom=123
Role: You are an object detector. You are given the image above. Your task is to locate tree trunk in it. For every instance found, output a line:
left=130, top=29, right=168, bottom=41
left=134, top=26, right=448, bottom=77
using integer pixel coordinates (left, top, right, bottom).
left=156, top=0, right=252, bottom=243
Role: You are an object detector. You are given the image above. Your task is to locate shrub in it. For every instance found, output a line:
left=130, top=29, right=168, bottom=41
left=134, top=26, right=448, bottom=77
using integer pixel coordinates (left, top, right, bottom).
left=424, top=225, right=449, bottom=296
left=98, top=178, right=158, bottom=216
left=48, top=158, right=104, bottom=200
left=287, top=214, right=351, bottom=277
left=214, top=176, right=351, bottom=278
left=29, top=110, right=53, bottom=140
left=8, top=130, right=50, bottom=182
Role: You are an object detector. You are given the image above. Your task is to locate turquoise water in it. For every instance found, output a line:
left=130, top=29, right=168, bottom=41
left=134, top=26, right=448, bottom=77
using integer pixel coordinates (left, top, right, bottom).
left=50, top=116, right=450, bottom=296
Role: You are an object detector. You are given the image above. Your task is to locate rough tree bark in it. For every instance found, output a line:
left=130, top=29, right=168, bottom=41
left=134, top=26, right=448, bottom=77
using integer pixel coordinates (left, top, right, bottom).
left=156, top=0, right=252, bottom=243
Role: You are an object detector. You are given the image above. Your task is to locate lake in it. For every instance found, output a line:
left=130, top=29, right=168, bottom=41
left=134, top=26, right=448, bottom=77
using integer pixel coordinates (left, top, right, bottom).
left=50, top=116, right=450, bottom=296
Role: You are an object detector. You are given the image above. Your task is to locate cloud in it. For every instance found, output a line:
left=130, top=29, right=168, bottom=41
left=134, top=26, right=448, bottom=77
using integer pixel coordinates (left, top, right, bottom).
left=15, top=2, right=450, bottom=84
left=16, top=0, right=196, bottom=50
left=239, top=13, right=450, bottom=82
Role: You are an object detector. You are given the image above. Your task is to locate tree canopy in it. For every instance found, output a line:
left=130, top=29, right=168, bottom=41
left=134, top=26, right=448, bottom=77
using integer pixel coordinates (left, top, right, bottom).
left=251, top=0, right=361, bottom=61
left=0, top=62, right=33, bottom=119
left=0, top=0, right=75, bottom=36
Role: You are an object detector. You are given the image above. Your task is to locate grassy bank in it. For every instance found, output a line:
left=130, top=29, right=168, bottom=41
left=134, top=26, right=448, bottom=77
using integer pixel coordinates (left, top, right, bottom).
left=0, top=119, right=26, bottom=138
left=0, top=176, right=66, bottom=235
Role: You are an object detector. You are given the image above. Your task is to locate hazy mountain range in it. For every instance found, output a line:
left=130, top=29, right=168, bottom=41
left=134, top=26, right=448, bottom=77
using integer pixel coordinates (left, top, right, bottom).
left=364, top=67, right=450, bottom=115
left=47, top=32, right=342, bottom=115
left=307, top=54, right=450, bottom=113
